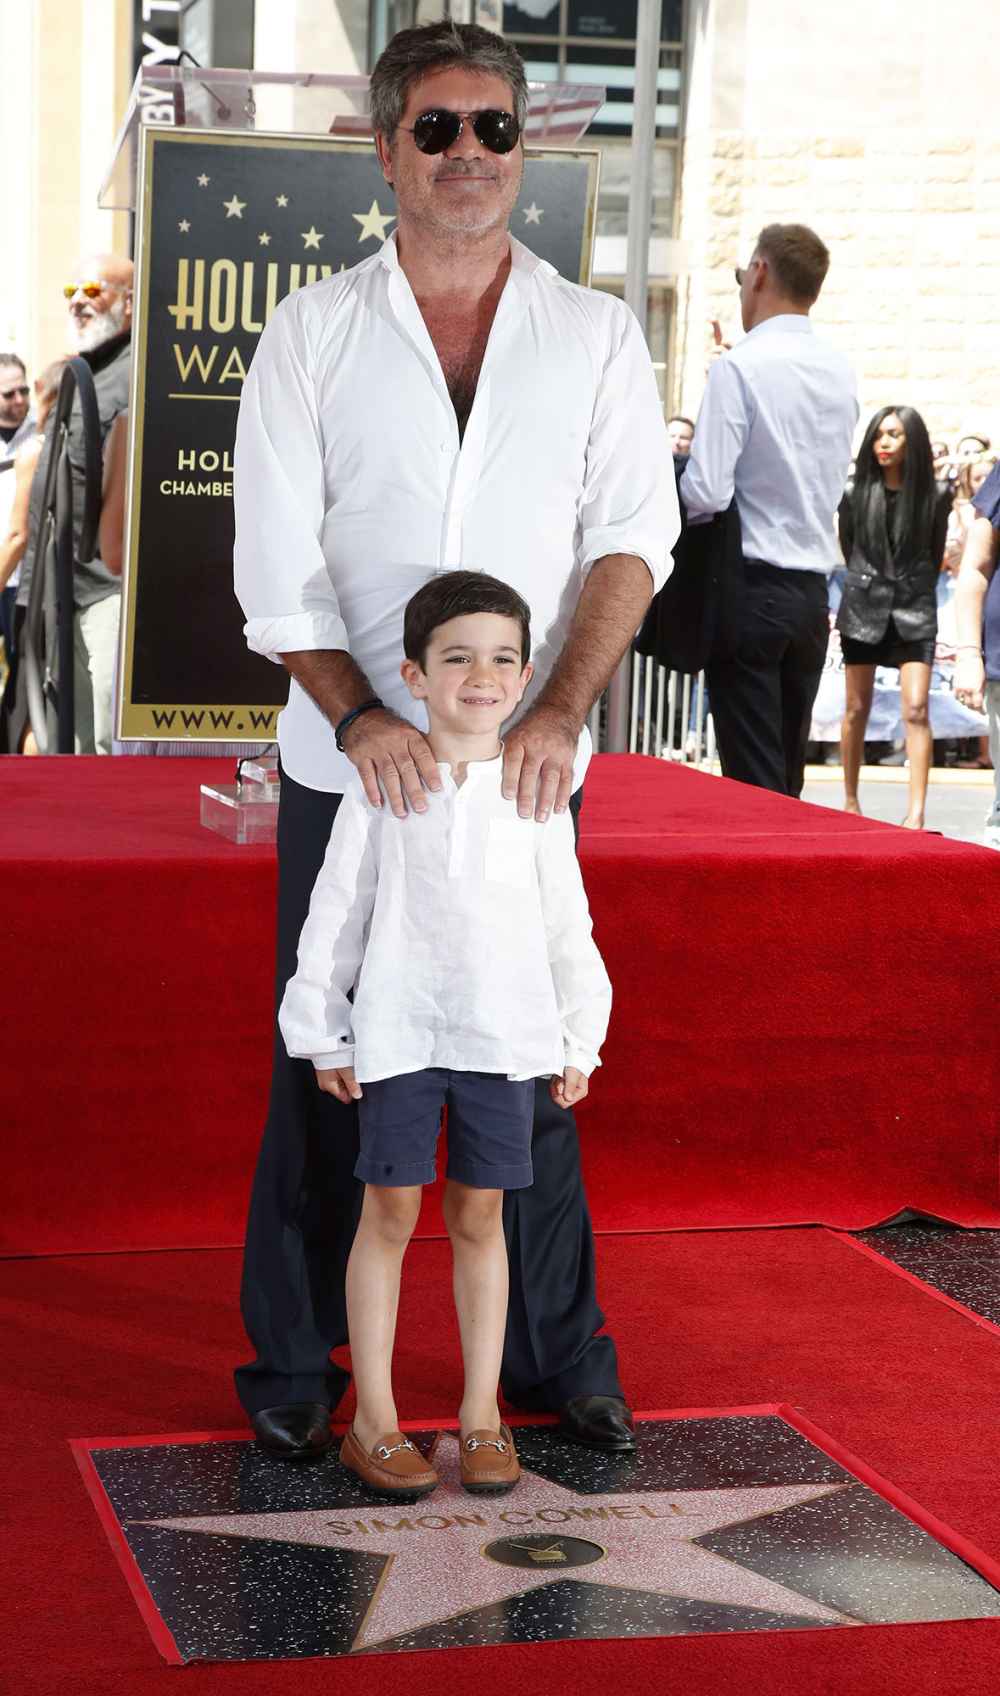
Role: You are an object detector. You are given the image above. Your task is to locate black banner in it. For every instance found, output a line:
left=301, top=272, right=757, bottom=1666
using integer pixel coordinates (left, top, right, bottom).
left=119, top=127, right=599, bottom=740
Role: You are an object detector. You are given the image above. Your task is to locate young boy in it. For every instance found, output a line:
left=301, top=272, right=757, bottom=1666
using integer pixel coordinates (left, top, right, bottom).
left=279, top=571, right=611, bottom=1500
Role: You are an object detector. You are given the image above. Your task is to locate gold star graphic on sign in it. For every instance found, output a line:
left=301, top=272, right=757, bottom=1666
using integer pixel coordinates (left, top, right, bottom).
left=223, top=194, right=246, bottom=219
left=301, top=226, right=324, bottom=250
left=197, top=174, right=210, bottom=187
left=523, top=202, right=544, bottom=225
left=276, top=194, right=289, bottom=207
left=258, top=231, right=272, bottom=246
left=353, top=199, right=396, bottom=243
left=178, top=220, right=191, bottom=233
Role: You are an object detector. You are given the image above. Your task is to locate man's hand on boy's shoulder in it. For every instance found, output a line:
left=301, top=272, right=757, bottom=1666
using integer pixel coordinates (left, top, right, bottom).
left=339, top=706, right=442, bottom=820
left=550, top=1067, right=588, bottom=1109
left=502, top=704, right=579, bottom=823
left=315, top=1064, right=363, bottom=1103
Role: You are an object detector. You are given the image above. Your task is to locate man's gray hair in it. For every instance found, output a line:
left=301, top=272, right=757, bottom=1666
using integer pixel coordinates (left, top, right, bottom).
left=0, top=351, right=26, bottom=376
left=369, top=20, right=528, bottom=142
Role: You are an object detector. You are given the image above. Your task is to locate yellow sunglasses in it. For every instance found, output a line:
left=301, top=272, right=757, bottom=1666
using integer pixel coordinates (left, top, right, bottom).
left=62, top=281, right=105, bottom=301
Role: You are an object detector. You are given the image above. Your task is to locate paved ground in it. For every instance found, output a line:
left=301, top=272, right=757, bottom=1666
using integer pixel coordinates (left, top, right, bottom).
left=800, top=764, right=996, bottom=846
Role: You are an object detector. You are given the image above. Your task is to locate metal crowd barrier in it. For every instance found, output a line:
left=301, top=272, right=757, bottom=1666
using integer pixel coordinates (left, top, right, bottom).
left=588, top=655, right=717, bottom=765
left=625, top=655, right=716, bottom=765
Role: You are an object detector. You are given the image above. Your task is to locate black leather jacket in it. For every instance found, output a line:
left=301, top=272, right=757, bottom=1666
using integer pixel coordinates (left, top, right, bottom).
left=835, top=483, right=952, bottom=645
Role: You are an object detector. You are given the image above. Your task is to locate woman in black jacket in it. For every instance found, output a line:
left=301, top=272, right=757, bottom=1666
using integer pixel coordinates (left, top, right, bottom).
left=837, top=405, right=952, bottom=829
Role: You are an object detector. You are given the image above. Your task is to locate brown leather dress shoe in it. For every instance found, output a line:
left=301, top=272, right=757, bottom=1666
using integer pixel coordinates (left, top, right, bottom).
left=459, top=1425, right=520, bottom=1494
left=340, top=1427, right=439, bottom=1500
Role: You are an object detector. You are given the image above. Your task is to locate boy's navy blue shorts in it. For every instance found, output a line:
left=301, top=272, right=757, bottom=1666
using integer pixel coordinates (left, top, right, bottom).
left=355, top=1068, right=534, bottom=1191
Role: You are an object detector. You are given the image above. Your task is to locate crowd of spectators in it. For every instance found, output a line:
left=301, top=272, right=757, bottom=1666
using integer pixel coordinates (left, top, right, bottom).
left=0, top=260, right=996, bottom=811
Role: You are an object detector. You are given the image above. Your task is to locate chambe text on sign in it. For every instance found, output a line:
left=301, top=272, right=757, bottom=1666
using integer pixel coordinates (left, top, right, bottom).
left=119, top=127, right=598, bottom=741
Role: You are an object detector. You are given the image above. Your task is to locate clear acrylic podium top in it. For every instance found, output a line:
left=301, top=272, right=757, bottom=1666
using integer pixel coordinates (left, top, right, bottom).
left=100, top=65, right=605, bottom=211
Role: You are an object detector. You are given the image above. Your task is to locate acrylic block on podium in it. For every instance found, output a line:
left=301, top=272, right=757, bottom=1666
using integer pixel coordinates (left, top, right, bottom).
left=200, top=753, right=279, bottom=844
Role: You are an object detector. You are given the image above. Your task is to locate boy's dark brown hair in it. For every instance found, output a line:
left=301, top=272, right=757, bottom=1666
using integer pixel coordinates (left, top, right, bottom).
left=403, top=570, right=531, bottom=670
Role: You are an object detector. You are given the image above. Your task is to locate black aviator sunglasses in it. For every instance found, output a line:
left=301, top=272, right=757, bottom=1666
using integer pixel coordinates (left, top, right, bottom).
left=399, top=108, right=520, bottom=156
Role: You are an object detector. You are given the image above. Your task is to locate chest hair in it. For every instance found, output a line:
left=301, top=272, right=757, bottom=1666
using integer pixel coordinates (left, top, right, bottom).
left=419, top=285, right=504, bottom=440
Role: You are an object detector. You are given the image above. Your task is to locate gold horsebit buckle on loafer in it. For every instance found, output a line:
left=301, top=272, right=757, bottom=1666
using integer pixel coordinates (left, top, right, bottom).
left=376, top=1438, right=417, bottom=1461
left=463, top=1435, right=508, bottom=1453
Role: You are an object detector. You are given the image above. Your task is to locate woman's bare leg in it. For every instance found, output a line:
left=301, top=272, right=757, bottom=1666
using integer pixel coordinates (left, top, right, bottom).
left=899, top=660, right=933, bottom=828
left=841, top=664, right=876, bottom=813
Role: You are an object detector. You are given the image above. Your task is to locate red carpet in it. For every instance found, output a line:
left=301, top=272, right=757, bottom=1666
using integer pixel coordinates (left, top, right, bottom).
left=5, top=753, right=1000, bottom=1255
left=5, top=1227, right=1000, bottom=1693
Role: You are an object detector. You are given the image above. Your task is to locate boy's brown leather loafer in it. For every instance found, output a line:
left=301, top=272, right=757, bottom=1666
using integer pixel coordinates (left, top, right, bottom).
left=459, top=1425, right=520, bottom=1494
left=340, top=1427, right=439, bottom=1500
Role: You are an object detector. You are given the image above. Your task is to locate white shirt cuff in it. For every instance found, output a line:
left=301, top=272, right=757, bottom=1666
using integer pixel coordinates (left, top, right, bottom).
left=563, top=1046, right=600, bottom=1078
left=312, top=1048, right=355, bottom=1072
left=578, top=536, right=665, bottom=593
left=244, top=610, right=350, bottom=663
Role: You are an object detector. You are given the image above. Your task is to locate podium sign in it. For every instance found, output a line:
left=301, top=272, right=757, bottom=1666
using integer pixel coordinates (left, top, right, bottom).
left=118, top=125, right=600, bottom=741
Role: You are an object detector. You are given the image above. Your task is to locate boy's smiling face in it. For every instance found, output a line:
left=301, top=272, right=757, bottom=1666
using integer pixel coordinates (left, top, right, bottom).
left=401, top=611, right=533, bottom=743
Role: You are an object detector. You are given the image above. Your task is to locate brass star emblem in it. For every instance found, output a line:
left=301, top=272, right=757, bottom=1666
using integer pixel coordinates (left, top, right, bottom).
left=223, top=194, right=246, bottom=219
left=301, top=226, right=324, bottom=250
left=352, top=198, right=396, bottom=244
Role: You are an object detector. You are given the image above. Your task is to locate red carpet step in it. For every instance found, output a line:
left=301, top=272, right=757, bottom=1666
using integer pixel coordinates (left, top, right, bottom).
left=5, top=754, right=1000, bottom=1255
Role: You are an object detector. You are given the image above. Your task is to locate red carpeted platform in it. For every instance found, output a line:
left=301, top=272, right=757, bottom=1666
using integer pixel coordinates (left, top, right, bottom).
left=5, top=753, right=1000, bottom=1256
left=6, top=1228, right=1000, bottom=1693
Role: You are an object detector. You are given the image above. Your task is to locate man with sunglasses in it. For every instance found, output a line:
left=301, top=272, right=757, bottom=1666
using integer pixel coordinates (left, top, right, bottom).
left=234, top=20, right=676, bottom=1462
left=11, top=256, right=132, bottom=756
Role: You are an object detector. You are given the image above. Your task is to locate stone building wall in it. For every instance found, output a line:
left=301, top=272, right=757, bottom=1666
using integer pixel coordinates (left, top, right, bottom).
left=674, top=0, right=1000, bottom=452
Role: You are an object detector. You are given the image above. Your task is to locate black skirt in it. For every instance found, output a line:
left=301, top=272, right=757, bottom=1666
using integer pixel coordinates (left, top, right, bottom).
left=840, top=624, right=936, bottom=669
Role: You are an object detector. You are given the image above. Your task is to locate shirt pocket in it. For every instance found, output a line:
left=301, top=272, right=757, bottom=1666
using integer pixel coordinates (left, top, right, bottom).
left=484, top=819, right=536, bottom=889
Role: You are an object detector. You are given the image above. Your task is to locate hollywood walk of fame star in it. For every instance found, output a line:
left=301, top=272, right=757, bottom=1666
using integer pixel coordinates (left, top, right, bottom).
left=302, top=226, right=324, bottom=250
left=178, top=220, right=190, bottom=233
left=224, top=194, right=246, bottom=219
left=142, top=1433, right=855, bottom=1651
left=523, top=202, right=544, bottom=225
left=353, top=199, right=396, bottom=244
left=258, top=232, right=272, bottom=246
left=276, top=194, right=289, bottom=207
left=197, top=174, right=210, bottom=187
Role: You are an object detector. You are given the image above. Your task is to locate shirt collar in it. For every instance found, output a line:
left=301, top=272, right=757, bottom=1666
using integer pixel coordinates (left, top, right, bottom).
left=435, top=748, right=504, bottom=784
left=745, top=313, right=813, bottom=340
left=377, top=231, right=556, bottom=290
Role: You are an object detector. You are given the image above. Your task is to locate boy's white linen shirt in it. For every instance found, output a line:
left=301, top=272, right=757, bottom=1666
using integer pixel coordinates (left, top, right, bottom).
left=680, top=315, right=858, bottom=574
left=234, top=234, right=678, bottom=793
left=278, top=759, right=612, bottom=1083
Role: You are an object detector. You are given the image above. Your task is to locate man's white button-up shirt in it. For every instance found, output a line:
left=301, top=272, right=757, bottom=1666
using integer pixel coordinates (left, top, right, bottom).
left=278, top=756, right=612, bottom=1084
left=680, top=315, right=858, bottom=575
left=234, top=235, right=678, bottom=793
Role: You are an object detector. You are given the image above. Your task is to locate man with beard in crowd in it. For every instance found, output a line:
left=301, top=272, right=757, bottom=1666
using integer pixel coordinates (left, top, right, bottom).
left=2, top=255, right=132, bottom=754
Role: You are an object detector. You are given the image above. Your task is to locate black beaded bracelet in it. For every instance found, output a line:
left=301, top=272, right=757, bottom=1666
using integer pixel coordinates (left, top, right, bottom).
left=335, top=697, right=385, bottom=752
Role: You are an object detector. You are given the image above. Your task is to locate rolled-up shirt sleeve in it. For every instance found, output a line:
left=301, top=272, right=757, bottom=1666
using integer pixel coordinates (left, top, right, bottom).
left=680, top=355, right=752, bottom=523
left=577, top=303, right=679, bottom=592
left=234, top=292, right=349, bottom=662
